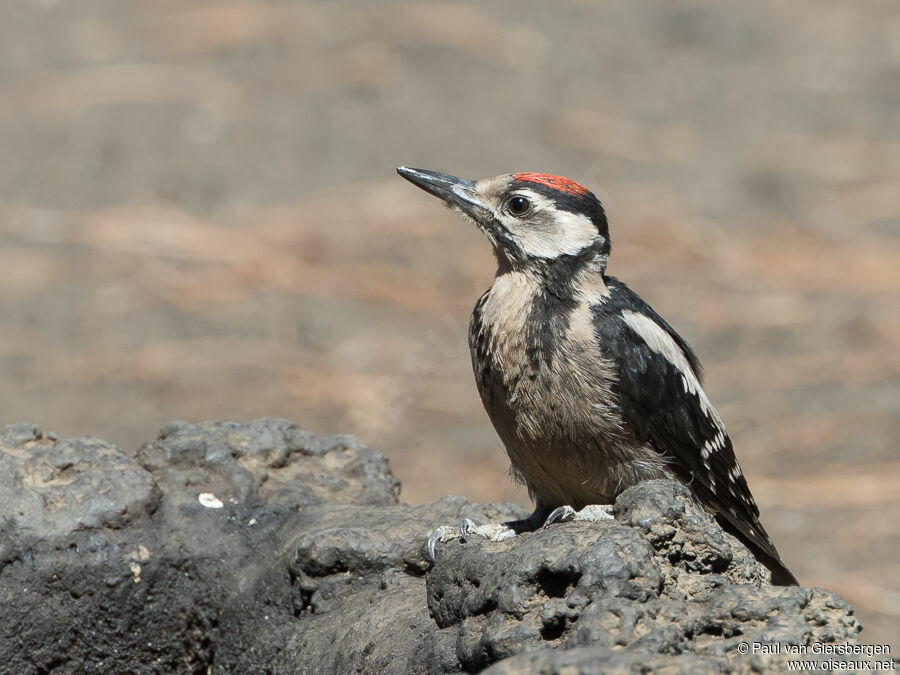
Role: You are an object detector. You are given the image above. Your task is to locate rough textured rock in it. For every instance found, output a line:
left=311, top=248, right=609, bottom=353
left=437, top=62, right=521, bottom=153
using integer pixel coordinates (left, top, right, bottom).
left=0, top=420, right=863, bottom=673
left=430, top=481, right=862, bottom=673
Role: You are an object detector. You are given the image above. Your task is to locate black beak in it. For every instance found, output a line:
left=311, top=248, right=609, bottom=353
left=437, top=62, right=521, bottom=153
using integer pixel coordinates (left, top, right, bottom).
left=396, top=167, right=489, bottom=219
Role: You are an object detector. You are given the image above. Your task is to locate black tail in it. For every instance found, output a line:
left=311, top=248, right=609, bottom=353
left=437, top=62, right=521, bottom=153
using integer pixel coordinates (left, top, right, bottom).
left=715, top=513, right=798, bottom=586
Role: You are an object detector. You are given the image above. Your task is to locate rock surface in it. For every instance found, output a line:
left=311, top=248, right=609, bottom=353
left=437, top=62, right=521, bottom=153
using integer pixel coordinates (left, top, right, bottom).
left=0, top=420, right=863, bottom=673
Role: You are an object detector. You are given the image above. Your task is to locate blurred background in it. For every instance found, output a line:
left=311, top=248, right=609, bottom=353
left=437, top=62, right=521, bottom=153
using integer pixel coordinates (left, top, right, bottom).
left=1, top=0, right=898, bottom=644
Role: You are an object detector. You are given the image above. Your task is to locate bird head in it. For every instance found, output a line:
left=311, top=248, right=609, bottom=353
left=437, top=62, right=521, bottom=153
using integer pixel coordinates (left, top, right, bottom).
left=397, top=168, right=610, bottom=275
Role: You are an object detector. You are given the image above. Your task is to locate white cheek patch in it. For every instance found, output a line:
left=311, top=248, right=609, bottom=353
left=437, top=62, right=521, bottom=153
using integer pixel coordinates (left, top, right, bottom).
left=502, top=192, right=600, bottom=259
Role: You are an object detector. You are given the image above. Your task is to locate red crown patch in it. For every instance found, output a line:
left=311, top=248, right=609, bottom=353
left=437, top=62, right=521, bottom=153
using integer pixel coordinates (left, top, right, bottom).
left=513, top=172, right=589, bottom=197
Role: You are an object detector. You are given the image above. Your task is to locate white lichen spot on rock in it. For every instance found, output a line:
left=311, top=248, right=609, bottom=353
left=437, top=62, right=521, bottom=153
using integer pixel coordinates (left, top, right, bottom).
left=129, top=544, right=150, bottom=562
left=198, top=493, right=224, bottom=509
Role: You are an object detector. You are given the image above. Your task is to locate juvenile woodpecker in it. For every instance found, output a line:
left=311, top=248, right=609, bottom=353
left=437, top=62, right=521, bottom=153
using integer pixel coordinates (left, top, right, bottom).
left=397, top=167, right=797, bottom=586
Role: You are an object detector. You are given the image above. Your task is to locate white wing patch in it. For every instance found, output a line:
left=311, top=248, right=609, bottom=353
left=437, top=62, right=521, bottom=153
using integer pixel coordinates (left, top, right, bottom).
left=620, top=309, right=732, bottom=475
left=620, top=311, right=762, bottom=507
left=620, top=311, right=719, bottom=417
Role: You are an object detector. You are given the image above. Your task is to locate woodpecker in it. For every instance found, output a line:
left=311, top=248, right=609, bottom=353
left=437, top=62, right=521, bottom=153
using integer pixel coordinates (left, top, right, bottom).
left=397, top=166, right=797, bottom=586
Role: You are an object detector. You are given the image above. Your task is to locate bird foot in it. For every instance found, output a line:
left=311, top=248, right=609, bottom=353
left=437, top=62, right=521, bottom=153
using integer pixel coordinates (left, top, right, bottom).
left=426, top=518, right=517, bottom=563
left=426, top=505, right=614, bottom=563
left=543, top=504, right=615, bottom=526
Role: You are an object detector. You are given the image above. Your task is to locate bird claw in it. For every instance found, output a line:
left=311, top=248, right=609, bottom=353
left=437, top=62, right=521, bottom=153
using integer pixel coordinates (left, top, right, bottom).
left=544, top=505, right=576, bottom=526
left=426, top=526, right=447, bottom=563
left=426, top=519, right=517, bottom=563
left=458, top=517, right=477, bottom=538
left=544, top=504, right=614, bottom=527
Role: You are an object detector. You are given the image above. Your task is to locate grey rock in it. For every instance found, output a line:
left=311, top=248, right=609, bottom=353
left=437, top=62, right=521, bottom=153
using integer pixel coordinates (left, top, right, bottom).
left=426, top=481, right=861, bottom=673
left=0, top=422, right=862, bottom=674
left=483, top=646, right=725, bottom=675
left=140, top=418, right=401, bottom=510
left=0, top=419, right=407, bottom=674
left=0, top=424, right=160, bottom=540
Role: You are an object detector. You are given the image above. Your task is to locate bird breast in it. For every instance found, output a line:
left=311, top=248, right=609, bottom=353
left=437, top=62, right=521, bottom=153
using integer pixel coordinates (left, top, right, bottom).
left=469, top=271, right=656, bottom=506
left=470, top=270, right=617, bottom=434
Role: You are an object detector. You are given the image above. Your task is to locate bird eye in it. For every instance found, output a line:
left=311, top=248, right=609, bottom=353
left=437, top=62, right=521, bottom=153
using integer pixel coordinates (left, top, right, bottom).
left=505, top=196, right=531, bottom=217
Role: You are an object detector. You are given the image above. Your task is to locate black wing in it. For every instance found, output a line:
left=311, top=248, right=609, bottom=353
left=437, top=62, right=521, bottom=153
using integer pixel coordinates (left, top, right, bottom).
left=594, top=278, right=796, bottom=585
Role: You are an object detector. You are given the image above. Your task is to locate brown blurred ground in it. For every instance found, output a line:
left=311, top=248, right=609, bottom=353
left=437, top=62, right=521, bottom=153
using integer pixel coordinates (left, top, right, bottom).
left=1, top=0, right=898, bottom=645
